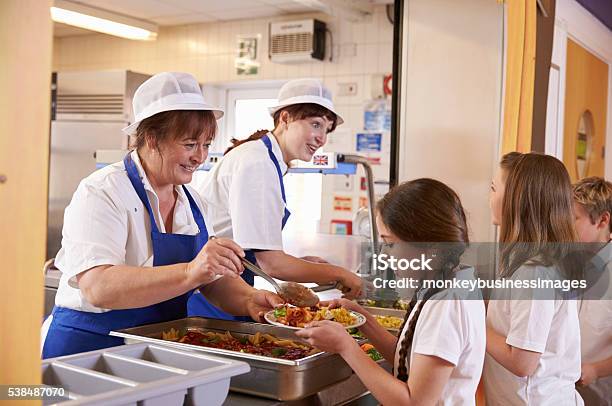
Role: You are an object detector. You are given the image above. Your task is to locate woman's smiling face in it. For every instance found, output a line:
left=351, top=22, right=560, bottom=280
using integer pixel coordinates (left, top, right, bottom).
left=284, top=115, right=333, bottom=162
left=154, top=132, right=211, bottom=185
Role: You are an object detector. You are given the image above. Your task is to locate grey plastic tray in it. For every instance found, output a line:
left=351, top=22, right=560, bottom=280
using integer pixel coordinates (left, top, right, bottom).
left=42, top=343, right=250, bottom=406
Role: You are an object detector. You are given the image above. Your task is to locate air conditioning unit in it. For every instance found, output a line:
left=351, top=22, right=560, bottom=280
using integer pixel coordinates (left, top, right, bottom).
left=269, top=19, right=326, bottom=63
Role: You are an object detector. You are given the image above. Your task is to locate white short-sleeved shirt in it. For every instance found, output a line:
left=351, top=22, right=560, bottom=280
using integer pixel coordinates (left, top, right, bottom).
left=393, top=267, right=486, bottom=405
left=578, top=243, right=612, bottom=405
left=198, top=133, right=288, bottom=250
left=484, top=264, right=583, bottom=406
left=53, top=150, right=214, bottom=313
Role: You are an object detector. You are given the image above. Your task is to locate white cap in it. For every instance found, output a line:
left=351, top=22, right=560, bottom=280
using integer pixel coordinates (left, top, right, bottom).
left=122, top=72, right=224, bottom=135
left=268, top=78, right=343, bottom=125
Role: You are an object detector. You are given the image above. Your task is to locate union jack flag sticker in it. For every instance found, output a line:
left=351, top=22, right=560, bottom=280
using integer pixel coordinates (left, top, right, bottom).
left=313, top=155, right=328, bottom=166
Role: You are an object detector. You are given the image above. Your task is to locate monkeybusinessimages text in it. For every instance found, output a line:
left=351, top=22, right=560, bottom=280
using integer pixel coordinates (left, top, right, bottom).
left=371, top=254, right=588, bottom=293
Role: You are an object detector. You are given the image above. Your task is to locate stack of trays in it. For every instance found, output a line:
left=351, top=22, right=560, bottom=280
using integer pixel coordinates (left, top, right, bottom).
left=41, top=343, right=250, bottom=405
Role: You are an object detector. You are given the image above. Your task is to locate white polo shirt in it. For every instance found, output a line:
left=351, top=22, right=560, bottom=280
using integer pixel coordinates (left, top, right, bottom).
left=198, top=133, right=288, bottom=250
left=53, top=150, right=213, bottom=313
left=578, top=243, right=612, bottom=405
left=484, top=264, right=583, bottom=406
left=393, top=267, right=486, bottom=405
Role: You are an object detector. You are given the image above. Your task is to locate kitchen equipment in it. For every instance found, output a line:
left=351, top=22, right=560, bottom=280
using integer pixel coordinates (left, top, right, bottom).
left=241, top=257, right=319, bottom=307
left=41, top=342, right=249, bottom=406
left=47, top=70, right=150, bottom=260
left=111, top=317, right=355, bottom=401
left=269, top=19, right=326, bottom=63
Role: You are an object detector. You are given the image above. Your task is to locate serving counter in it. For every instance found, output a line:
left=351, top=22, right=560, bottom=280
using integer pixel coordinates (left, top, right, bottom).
left=223, top=373, right=379, bottom=405
left=109, top=315, right=392, bottom=405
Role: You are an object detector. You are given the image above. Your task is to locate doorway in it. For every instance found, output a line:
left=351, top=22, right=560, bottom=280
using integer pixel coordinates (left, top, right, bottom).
left=562, top=38, right=609, bottom=181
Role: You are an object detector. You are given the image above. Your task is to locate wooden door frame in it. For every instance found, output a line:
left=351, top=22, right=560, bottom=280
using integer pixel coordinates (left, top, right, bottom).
left=0, top=0, right=53, bottom=389
left=549, top=0, right=612, bottom=176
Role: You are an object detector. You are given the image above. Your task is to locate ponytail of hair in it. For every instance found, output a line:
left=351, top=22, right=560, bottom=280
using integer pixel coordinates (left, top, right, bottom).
left=395, top=252, right=461, bottom=382
left=224, top=129, right=269, bottom=154
left=224, top=103, right=339, bottom=155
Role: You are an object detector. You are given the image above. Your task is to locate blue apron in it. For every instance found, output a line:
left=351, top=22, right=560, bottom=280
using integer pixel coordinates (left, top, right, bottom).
left=187, top=134, right=291, bottom=318
left=43, top=153, right=212, bottom=358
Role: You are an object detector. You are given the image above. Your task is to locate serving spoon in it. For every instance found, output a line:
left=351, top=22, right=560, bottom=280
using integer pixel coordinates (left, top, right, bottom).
left=241, top=257, right=319, bottom=307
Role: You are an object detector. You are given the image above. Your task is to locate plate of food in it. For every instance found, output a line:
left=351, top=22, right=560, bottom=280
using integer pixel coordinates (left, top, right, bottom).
left=264, top=305, right=366, bottom=330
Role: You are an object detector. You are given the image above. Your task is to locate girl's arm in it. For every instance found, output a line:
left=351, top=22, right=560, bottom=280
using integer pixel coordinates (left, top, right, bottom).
left=296, top=321, right=454, bottom=405
left=580, top=356, right=612, bottom=386
left=485, top=325, right=541, bottom=377
left=343, top=344, right=454, bottom=405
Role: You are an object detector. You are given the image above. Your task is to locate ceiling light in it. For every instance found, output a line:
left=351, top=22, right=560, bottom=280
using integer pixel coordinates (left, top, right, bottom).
left=51, top=0, right=157, bottom=41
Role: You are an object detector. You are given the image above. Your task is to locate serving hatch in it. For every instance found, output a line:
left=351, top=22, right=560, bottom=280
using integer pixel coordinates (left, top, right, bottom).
left=110, top=317, right=354, bottom=401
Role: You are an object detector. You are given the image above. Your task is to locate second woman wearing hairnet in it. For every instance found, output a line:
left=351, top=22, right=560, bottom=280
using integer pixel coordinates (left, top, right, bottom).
left=189, top=79, right=363, bottom=318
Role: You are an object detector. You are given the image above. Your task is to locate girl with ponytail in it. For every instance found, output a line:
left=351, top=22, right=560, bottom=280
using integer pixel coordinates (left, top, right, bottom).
left=297, top=178, right=486, bottom=405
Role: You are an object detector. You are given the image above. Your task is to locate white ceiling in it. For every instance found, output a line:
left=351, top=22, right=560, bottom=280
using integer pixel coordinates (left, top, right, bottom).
left=53, top=0, right=393, bottom=37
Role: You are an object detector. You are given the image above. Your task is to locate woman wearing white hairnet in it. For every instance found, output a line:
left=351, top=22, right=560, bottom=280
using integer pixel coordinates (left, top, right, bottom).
left=42, top=72, right=282, bottom=358
left=189, top=79, right=363, bottom=318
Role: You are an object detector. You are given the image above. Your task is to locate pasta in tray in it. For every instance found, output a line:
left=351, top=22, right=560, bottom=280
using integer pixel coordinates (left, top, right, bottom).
left=160, top=328, right=319, bottom=360
left=271, top=305, right=357, bottom=328
left=373, top=315, right=403, bottom=330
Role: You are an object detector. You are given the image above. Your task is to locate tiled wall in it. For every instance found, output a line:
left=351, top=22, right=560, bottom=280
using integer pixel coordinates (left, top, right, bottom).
left=53, top=5, right=394, bottom=237
left=53, top=5, right=394, bottom=133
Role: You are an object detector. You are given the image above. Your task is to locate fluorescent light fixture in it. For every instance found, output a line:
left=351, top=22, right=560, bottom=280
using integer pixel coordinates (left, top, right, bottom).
left=51, top=0, right=158, bottom=41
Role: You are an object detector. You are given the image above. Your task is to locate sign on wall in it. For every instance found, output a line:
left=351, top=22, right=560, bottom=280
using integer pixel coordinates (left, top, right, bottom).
left=236, top=35, right=260, bottom=76
left=356, top=132, right=382, bottom=152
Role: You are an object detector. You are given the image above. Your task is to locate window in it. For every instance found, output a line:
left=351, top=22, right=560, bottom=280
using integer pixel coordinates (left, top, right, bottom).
left=234, top=98, right=277, bottom=139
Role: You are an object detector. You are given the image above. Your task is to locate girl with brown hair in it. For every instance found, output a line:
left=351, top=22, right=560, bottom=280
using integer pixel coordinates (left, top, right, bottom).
left=296, top=178, right=486, bottom=405
left=485, top=152, right=583, bottom=405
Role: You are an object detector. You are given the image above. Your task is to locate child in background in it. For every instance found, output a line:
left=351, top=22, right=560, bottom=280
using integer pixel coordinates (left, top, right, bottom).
left=485, top=152, right=583, bottom=405
left=573, top=177, right=612, bottom=405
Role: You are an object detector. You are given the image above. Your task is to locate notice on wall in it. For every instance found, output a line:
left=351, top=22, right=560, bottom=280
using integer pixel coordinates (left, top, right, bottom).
left=330, top=219, right=352, bottom=235
left=356, top=132, right=382, bottom=152
left=333, top=195, right=353, bottom=212
left=236, top=35, right=260, bottom=76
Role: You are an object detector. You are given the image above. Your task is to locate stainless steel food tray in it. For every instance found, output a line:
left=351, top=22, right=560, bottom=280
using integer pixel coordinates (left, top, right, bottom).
left=362, top=306, right=406, bottom=335
left=363, top=306, right=406, bottom=318
left=111, top=317, right=353, bottom=401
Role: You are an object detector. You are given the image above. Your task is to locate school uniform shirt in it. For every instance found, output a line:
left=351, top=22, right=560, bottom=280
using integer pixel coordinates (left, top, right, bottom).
left=578, top=243, right=612, bottom=405
left=484, top=263, right=583, bottom=406
left=198, top=133, right=288, bottom=250
left=53, top=150, right=214, bottom=313
left=393, top=267, right=486, bottom=406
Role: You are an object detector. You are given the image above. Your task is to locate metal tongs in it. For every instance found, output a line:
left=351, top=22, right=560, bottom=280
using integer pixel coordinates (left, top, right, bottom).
left=241, top=257, right=319, bottom=307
